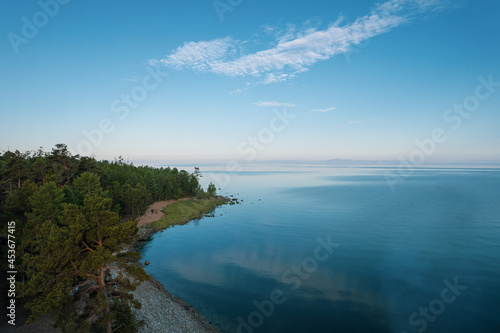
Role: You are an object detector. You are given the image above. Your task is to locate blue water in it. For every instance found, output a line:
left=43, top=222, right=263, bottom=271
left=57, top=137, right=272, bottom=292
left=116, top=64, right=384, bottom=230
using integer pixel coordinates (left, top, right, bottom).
left=140, top=165, right=500, bottom=333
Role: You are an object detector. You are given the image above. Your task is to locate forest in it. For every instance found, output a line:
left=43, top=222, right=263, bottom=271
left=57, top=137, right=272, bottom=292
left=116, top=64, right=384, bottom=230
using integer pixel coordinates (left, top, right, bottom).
left=0, top=144, right=216, bottom=332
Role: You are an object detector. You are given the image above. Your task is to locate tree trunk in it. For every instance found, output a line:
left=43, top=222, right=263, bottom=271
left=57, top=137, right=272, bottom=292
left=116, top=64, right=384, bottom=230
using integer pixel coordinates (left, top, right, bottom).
left=64, top=162, right=70, bottom=184
left=99, top=266, right=112, bottom=333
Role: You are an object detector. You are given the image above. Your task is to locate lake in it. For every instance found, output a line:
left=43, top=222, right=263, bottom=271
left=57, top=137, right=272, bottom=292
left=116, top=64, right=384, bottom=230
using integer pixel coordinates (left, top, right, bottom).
left=140, top=165, right=500, bottom=333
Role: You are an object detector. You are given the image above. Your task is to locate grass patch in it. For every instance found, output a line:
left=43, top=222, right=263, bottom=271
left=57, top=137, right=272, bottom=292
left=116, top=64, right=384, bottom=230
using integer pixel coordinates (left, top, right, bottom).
left=149, top=197, right=229, bottom=229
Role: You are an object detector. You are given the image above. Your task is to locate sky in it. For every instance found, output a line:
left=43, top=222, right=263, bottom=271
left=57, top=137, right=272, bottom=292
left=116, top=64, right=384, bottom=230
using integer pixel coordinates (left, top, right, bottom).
left=1, top=0, right=499, bottom=164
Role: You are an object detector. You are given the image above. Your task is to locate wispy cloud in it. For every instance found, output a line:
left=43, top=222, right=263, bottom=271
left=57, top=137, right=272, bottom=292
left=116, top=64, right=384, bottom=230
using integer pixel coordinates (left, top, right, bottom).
left=151, top=0, right=451, bottom=85
left=311, top=106, right=336, bottom=112
left=348, top=120, right=363, bottom=124
left=253, top=101, right=296, bottom=107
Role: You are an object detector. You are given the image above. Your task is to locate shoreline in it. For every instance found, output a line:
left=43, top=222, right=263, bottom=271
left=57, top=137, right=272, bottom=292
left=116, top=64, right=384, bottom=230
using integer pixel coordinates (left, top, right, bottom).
left=137, top=197, right=195, bottom=228
left=131, top=276, right=218, bottom=333
left=4, top=198, right=226, bottom=333
left=136, top=196, right=230, bottom=240
left=132, top=197, right=229, bottom=333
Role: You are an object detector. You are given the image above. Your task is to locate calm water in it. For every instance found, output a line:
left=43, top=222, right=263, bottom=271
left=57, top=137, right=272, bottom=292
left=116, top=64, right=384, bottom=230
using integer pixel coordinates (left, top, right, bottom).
left=140, top=165, right=500, bottom=333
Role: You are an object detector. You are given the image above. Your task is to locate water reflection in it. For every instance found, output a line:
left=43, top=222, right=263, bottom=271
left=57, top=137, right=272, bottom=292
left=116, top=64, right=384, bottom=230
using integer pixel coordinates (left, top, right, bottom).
left=142, top=166, right=500, bottom=332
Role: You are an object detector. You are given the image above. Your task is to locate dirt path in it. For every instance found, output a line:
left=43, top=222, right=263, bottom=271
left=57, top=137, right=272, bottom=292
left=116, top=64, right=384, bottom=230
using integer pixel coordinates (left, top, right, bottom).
left=137, top=198, right=194, bottom=228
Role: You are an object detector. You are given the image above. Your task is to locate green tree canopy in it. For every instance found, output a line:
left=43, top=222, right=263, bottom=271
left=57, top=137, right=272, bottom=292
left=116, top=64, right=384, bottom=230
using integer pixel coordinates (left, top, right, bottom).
left=73, top=172, right=103, bottom=197
left=21, top=194, right=149, bottom=333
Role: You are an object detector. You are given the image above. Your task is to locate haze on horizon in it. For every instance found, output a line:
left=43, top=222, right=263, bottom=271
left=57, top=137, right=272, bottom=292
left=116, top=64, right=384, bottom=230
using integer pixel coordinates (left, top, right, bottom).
left=1, top=0, right=499, bottom=165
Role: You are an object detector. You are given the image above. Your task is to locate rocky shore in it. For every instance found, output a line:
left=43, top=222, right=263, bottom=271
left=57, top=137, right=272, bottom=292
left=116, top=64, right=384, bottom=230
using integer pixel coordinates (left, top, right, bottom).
left=131, top=277, right=218, bottom=333
left=6, top=275, right=218, bottom=333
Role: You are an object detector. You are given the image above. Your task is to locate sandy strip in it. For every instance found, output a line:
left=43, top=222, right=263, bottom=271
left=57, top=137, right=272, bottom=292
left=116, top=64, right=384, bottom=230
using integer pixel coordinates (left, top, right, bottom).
left=137, top=197, right=194, bottom=228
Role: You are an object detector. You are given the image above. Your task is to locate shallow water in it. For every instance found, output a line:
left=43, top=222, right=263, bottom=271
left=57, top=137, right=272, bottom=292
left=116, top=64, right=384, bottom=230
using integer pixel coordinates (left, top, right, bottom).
left=140, top=165, right=500, bottom=333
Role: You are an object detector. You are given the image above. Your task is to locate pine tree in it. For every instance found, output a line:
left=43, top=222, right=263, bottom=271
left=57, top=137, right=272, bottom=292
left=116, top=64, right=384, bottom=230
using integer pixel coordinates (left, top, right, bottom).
left=20, top=182, right=149, bottom=332
left=21, top=182, right=65, bottom=252
left=207, top=182, right=217, bottom=197
left=3, top=150, right=28, bottom=192
left=49, top=144, right=78, bottom=186
left=0, top=144, right=212, bottom=331
left=73, top=172, right=103, bottom=197
left=3, top=179, right=37, bottom=224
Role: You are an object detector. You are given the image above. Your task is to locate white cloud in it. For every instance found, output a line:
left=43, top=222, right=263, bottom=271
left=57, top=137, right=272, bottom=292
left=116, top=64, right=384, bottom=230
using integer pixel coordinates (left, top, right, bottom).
left=348, top=120, right=363, bottom=124
left=253, top=101, right=296, bottom=107
left=151, top=0, right=451, bottom=85
left=230, top=88, right=246, bottom=95
left=311, top=106, right=336, bottom=112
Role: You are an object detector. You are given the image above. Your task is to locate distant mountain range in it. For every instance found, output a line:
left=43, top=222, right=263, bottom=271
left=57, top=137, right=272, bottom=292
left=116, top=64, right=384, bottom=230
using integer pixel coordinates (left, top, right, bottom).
left=248, top=159, right=500, bottom=166
left=322, top=158, right=391, bottom=165
left=147, top=159, right=500, bottom=168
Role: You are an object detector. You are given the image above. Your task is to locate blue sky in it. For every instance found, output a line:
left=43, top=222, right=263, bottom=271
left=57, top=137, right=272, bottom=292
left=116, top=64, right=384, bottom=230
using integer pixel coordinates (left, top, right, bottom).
left=1, top=0, right=499, bottom=163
